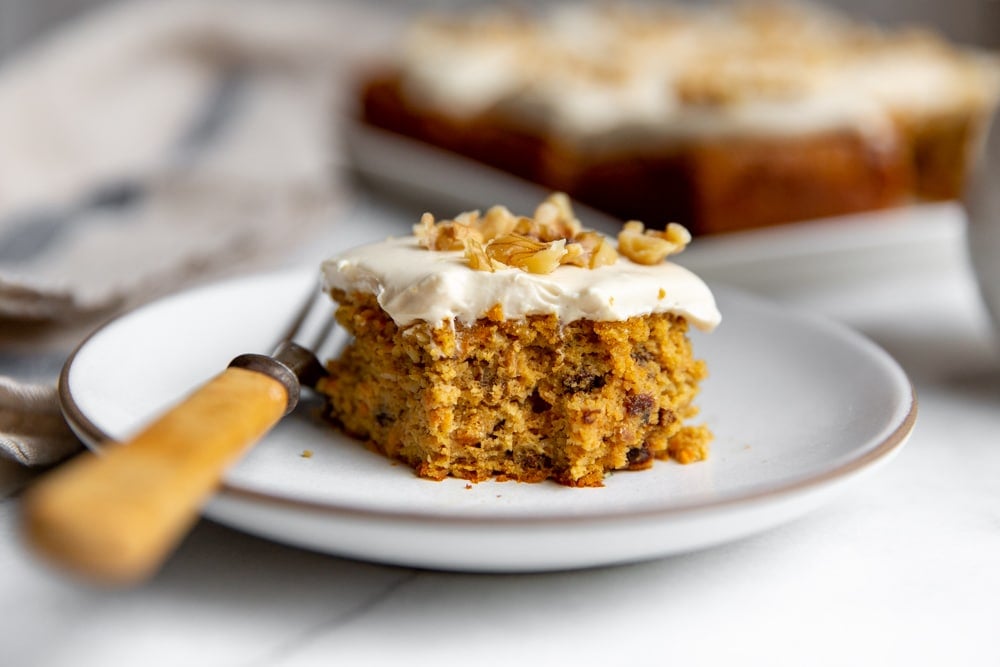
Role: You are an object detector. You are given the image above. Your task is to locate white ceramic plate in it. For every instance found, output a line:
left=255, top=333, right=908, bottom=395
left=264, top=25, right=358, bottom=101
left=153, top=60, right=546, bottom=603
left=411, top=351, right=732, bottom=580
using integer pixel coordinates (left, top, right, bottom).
left=346, top=121, right=966, bottom=294
left=60, top=268, right=915, bottom=572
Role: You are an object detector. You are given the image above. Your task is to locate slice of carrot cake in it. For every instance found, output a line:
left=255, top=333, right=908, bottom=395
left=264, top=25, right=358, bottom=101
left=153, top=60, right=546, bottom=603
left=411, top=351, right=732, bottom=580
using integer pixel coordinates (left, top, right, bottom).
left=317, top=194, right=721, bottom=486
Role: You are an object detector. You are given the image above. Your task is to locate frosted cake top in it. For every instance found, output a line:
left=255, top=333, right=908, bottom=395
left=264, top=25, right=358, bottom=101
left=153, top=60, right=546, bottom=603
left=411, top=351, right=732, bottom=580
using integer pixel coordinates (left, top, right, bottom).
left=323, top=194, right=721, bottom=331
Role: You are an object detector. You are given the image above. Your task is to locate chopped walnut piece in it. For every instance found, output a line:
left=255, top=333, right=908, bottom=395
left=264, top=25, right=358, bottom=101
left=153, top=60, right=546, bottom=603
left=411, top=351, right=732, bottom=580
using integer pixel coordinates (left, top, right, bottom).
left=562, top=242, right=587, bottom=267
left=591, top=239, right=619, bottom=267
left=485, top=234, right=568, bottom=274
left=512, top=215, right=544, bottom=239
left=414, top=212, right=484, bottom=250
left=413, top=212, right=437, bottom=247
left=662, top=222, right=693, bottom=247
left=418, top=192, right=691, bottom=274
left=569, top=231, right=618, bottom=268
left=618, top=221, right=691, bottom=265
left=453, top=210, right=481, bottom=226
left=478, top=205, right=519, bottom=239
left=533, top=201, right=560, bottom=227
left=439, top=222, right=484, bottom=250
left=524, top=239, right=568, bottom=273
left=533, top=192, right=582, bottom=241
left=545, top=192, right=577, bottom=224
left=465, top=238, right=498, bottom=272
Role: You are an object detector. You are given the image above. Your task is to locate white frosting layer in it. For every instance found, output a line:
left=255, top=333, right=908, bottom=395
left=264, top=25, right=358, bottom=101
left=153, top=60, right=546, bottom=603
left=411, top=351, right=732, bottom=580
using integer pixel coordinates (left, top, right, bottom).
left=323, top=236, right=721, bottom=331
left=396, top=4, right=999, bottom=146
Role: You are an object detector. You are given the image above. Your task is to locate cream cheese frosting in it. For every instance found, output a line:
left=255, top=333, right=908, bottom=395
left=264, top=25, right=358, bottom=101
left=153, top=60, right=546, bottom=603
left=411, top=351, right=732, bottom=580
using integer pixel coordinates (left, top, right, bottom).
left=322, top=236, right=721, bottom=331
left=394, top=3, right=1000, bottom=146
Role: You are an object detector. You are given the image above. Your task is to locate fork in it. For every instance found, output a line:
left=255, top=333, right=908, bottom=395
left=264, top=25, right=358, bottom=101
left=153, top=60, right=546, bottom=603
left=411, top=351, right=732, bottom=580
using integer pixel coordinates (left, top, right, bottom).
left=22, top=284, right=333, bottom=585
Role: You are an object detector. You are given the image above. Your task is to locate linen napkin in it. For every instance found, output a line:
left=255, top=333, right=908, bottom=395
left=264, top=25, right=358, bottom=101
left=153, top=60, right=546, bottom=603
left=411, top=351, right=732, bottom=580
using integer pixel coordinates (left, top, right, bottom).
left=0, top=0, right=398, bottom=469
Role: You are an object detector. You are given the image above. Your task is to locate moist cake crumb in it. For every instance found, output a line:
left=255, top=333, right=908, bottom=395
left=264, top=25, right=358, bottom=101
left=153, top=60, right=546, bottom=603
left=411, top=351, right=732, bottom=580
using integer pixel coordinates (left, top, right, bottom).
left=318, top=194, right=721, bottom=486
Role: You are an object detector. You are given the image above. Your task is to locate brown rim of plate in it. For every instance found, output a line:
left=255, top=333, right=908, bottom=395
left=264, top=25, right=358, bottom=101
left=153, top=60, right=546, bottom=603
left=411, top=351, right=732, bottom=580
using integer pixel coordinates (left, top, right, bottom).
left=58, top=309, right=917, bottom=525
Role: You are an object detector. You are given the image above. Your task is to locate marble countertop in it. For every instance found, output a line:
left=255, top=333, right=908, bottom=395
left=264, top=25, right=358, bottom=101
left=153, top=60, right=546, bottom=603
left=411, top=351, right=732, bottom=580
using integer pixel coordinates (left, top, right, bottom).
left=2, top=198, right=998, bottom=667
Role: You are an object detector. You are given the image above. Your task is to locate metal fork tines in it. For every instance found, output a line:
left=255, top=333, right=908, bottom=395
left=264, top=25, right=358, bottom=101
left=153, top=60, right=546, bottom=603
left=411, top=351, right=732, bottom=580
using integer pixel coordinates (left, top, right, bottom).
left=229, top=285, right=338, bottom=415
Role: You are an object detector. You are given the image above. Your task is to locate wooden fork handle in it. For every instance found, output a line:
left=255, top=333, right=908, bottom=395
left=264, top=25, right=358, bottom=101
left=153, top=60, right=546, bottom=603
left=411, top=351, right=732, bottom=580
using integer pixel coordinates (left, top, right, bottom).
left=22, top=366, right=289, bottom=585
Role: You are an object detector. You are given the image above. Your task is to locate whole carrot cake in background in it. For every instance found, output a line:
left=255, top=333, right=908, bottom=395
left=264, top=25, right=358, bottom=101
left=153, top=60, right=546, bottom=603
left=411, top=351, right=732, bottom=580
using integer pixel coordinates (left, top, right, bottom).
left=358, top=2, right=1000, bottom=235
left=318, top=194, right=721, bottom=487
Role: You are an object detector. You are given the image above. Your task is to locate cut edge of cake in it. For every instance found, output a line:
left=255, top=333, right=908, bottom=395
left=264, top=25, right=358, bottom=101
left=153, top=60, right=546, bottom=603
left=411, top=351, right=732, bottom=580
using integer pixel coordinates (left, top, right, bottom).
left=317, top=194, right=721, bottom=487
